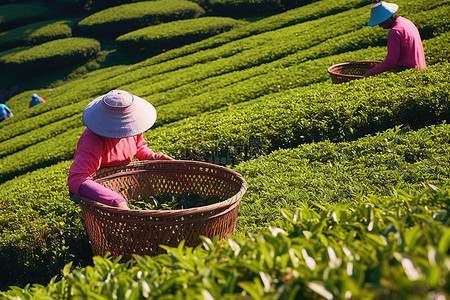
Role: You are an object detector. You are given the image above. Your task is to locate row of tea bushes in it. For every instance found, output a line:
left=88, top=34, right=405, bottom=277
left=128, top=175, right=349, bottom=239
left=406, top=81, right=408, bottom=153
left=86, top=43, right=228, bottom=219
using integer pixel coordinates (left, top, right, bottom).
left=0, top=37, right=101, bottom=73
left=206, top=0, right=288, bottom=15
left=68, top=0, right=450, bottom=106
left=2, top=0, right=443, bottom=125
left=0, top=19, right=448, bottom=180
left=0, top=19, right=75, bottom=52
left=147, top=63, right=450, bottom=161
left=0, top=3, right=60, bottom=32
left=116, top=16, right=248, bottom=53
left=0, top=114, right=82, bottom=158
left=1, top=120, right=450, bottom=290
left=129, top=0, right=436, bottom=66
left=0, top=2, right=382, bottom=139
left=0, top=96, right=86, bottom=144
left=1, top=0, right=375, bottom=106
left=0, top=47, right=448, bottom=183
left=0, top=160, right=92, bottom=291
left=0, top=61, right=448, bottom=195
left=121, top=4, right=379, bottom=97
left=233, top=124, right=450, bottom=231
left=76, top=0, right=206, bottom=37
left=1, top=175, right=448, bottom=298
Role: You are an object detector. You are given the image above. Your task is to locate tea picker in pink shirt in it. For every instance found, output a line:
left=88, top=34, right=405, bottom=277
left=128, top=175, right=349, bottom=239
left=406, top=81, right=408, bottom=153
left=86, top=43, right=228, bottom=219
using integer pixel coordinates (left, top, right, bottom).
left=364, top=2, right=426, bottom=77
left=68, top=90, right=173, bottom=209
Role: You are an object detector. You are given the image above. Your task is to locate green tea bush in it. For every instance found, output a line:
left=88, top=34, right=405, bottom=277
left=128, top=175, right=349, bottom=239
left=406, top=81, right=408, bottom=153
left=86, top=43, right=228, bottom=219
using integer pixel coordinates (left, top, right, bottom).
left=0, top=60, right=448, bottom=184
left=136, top=0, right=373, bottom=64
left=410, top=4, right=450, bottom=39
left=56, top=0, right=154, bottom=12
left=0, top=37, right=100, bottom=74
left=1, top=84, right=450, bottom=290
left=0, top=161, right=92, bottom=291
left=0, top=4, right=59, bottom=31
left=0, top=4, right=447, bottom=179
left=0, top=114, right=82, bottom=158
left=207, top=0, right=285, bottom=15
left=0, top=0, right=449, bottom=292
left=1, top=185, right=448, bottom=298
left=0, top=19, right=74, bottom=52
left=233, top=124, right=450, bottom=231
left=117, top=16, right=247, bottom=53
left=147, top=63, right=449, bottom=161
left=423, top=31, right=450, bottom=65
left=76, top=0, right=206, bottom=37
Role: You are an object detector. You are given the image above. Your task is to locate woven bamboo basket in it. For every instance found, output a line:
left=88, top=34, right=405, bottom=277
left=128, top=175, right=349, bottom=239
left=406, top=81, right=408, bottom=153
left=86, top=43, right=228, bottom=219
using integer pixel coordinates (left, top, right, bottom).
left=75, top=160, right=247, bottom=261
left=327, top=61, right=380, bottom=84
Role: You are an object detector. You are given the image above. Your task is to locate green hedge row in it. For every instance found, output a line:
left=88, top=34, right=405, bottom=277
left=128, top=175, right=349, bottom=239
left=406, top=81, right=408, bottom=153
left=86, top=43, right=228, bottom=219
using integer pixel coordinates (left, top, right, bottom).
left=78, top=0, right=447, bottom=107
left=0, top=114, right=82, bottom=158
left=76, top=0, right=206, bottom=37
left=117, top=16, right=247, bottom=53
left=0, top=28, right=448, bottom=182
left=2, top=67, right=447, bottom=288
left=0, top=37, right=101, bottom=73
left=1, top=127, right=449, bottom=295
left=0, top=11, right=446, bottom=158
left=132, top=0, right=445, bottom=67
left=0, top=1, right=381, bottom=142
left=0, top=160, right=91, bottom=291
left=3, top=0, right=437, bottom=130
left=0, top=4, right=59, bottom=31
left=0, top=19, right=74, bottom=52
left=207, top=0, right=285, bottom=15
left=233, top=124, right=450, bottom=231
left=141, top=0, right=373, bottom=64
left=146, top=63, right=450, bottom=161
left=1, top=119, right=450, bottom=290
left=54, top=0, right=138, bottom=12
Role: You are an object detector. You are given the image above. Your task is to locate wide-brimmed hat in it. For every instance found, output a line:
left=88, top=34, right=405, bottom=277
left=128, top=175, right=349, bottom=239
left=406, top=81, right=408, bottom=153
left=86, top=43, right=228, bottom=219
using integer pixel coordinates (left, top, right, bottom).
left=368, top=2, right=398, bottom=26
left=83, top=90, right=157, bottom=138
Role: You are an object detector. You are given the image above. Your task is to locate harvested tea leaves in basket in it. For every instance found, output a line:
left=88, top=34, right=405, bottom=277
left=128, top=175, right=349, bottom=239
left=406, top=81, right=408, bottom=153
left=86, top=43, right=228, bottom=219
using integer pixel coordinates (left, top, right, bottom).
left=127, top=193, right=223, bottom=210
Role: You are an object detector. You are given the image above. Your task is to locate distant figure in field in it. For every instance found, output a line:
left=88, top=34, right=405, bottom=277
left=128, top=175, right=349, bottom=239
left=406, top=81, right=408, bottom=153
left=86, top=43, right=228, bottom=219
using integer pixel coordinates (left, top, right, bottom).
left=29, top=93, right=46, bottom=108
left=0, top=103, right=13, bottom=121
left=68, top=90, right=173, bottom=209
left=364, top=1, right=426, bottom=77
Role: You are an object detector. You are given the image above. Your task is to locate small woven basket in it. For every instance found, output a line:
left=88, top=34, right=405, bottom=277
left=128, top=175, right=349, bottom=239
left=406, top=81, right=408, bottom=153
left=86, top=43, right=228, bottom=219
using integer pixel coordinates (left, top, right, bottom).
left=75, top=160, right=247, bottom=261
left=328, top=61, right=380, bottom=84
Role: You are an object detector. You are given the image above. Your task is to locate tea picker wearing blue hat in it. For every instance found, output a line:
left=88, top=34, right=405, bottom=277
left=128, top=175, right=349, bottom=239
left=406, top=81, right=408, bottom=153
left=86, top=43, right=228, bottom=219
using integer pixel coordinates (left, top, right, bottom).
left=364, top=2, right=426, bottom=77
left=0, top=103, right=13, bottom=121
left=29, top=93, right=46, bottom=108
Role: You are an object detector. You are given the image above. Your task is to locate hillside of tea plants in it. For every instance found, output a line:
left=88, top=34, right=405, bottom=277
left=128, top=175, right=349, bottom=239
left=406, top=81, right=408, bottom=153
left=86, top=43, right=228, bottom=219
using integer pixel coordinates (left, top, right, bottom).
left=0, top=0, right=449, bottom=298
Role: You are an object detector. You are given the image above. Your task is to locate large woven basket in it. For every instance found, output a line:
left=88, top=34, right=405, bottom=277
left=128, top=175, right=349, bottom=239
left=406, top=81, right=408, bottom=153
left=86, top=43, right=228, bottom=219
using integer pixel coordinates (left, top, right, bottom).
left=327, top=61, right=380, bottom=84
left=75, top=160, right=247, bottom=261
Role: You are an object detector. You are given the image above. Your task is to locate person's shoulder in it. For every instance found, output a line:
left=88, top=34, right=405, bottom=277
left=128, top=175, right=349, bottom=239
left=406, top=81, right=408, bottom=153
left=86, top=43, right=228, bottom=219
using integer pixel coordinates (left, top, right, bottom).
left=394, top=16, right=416, bottom=28
left=79, top=128, right=103, bottom=144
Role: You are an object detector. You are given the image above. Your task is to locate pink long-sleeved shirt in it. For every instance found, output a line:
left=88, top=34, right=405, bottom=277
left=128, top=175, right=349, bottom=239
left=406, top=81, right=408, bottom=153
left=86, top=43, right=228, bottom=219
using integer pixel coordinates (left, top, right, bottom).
left=365, top=16, right=426, bottom=77
left=68, top=128, right=155, bottom=206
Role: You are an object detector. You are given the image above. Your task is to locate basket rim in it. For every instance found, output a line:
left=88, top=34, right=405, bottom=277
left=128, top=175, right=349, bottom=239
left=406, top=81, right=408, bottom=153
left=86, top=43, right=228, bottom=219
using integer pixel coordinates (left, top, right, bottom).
left=327, top=60, right=381, bottom=77
left=76, top=160, right=247, bottom=216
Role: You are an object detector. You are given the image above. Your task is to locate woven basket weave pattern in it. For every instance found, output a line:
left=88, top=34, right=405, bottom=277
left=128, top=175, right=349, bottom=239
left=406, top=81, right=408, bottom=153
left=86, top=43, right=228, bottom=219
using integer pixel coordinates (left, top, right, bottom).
left=77, top=160, right=247, bottom=260
left=328, top=61, right=380, bottom=84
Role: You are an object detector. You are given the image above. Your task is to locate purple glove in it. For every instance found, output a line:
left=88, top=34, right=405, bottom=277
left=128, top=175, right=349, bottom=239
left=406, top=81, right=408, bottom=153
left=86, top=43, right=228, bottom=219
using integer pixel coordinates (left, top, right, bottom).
left=79, top=180, right=126, bottom=207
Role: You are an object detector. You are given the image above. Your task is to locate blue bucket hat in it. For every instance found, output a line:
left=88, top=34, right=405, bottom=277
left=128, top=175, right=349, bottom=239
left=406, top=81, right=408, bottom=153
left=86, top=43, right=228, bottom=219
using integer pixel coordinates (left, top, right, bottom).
left=368, top=2, right=398, bottom=26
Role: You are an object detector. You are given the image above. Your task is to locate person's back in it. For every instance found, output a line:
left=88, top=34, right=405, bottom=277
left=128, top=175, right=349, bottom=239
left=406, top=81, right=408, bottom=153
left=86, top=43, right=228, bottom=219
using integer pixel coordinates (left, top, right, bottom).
left=29, top=93, right=46, bottom=108
left=0, top=103, right=12, bottom=121
left=390, top=16, right=426, bottom=70
left=364, top=2, right=426, bottom=77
